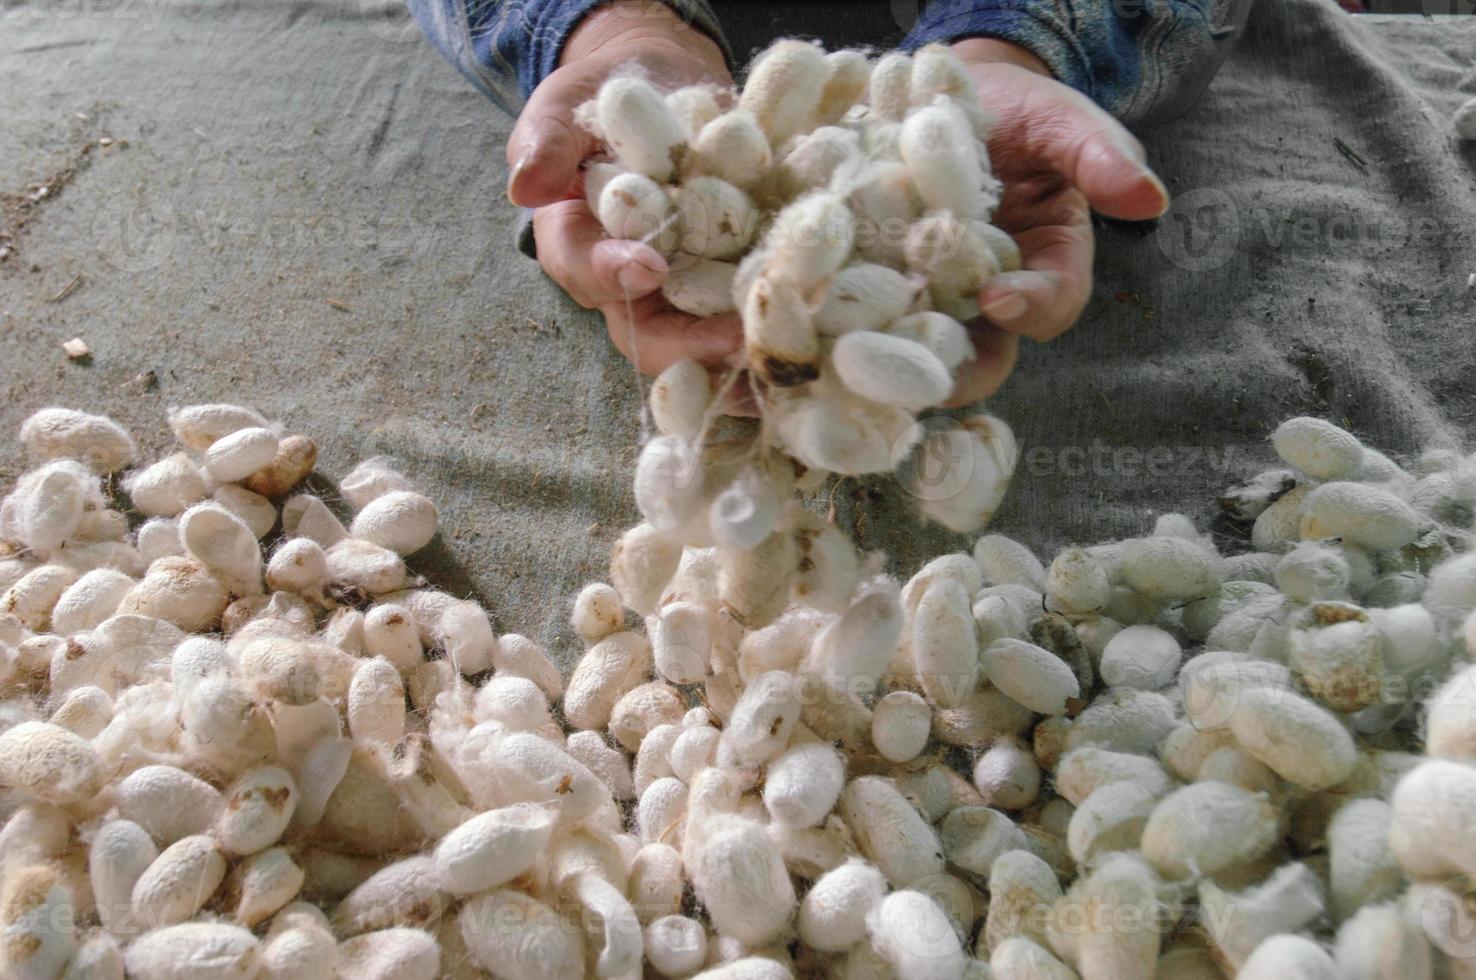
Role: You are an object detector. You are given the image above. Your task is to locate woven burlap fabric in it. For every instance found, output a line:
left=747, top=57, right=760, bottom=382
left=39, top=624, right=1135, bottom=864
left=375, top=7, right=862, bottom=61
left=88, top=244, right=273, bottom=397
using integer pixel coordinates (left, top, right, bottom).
left=2, top=0, right=1472, bottom=666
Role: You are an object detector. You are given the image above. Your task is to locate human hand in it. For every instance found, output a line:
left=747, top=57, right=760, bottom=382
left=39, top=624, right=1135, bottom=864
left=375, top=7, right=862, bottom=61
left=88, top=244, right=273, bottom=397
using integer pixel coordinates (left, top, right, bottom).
left=945, top=38, right=1171, bottom=405
left=509, top=1, right=744, bottom=381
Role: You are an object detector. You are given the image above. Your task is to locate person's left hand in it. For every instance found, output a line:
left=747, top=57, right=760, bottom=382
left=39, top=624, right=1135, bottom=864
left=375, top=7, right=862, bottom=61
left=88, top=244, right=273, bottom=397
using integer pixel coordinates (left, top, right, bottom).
left=944, top=38, right=1172, bottom=406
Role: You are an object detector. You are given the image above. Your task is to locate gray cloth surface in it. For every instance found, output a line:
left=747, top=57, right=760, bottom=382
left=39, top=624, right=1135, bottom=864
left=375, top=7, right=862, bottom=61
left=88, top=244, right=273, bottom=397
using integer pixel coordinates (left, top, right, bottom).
left=2, top=0, right=1474, bottom=670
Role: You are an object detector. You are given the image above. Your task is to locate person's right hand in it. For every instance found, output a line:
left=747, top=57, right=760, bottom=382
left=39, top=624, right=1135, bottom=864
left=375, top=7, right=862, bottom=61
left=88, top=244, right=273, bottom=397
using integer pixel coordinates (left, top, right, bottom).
left=943, top=38, right=1171, bottom=406
left=509, top=1, right=744, bottom=381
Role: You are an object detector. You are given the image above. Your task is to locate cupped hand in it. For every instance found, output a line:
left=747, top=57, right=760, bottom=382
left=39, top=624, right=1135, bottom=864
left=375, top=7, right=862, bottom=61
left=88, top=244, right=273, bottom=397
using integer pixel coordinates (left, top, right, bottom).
left=511, top=1, right=744, bottom=381
left=945, top=38, right=1171, bottom=406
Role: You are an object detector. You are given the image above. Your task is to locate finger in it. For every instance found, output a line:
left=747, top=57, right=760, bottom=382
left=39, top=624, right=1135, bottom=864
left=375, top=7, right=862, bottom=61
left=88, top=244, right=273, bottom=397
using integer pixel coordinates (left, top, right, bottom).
left=945, top=324, right=1020, bottom=406
left=1015, top=89, right=1170, bottom=221
left=1073, top=128, right=1170, bottom=220
left=978, top=222, right=1094, bottom=342
left=507, top=65, right=603, bottom=207
left=603, top=298, right=744, bottom=377
left=533, top=200, right=668, bottom=308
left=593, top=239, right=668, bottom=297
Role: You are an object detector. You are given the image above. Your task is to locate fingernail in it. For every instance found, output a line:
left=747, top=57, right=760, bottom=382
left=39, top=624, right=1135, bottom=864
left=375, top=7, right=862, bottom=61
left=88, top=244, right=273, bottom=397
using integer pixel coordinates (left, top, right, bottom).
left=983, top=291, right=1028, bottom=322
left=506, top=155, right=530, bottom=204
left=632, top=252, right=666, bottom=274
left=1141, top=170, right=1170, bottom=213
left=1106, top=131, right=1169, bottom=209
left=617, top=262, right=658, bottom=295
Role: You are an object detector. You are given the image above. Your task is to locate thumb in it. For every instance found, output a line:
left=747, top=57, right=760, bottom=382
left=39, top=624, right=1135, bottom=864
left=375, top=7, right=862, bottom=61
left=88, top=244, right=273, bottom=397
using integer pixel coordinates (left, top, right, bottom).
left=507, top=67, right=602, bottom=207
left=1071, top=128, right=1170, bottom=221
left=1015, top=81, right=1169, bottom=221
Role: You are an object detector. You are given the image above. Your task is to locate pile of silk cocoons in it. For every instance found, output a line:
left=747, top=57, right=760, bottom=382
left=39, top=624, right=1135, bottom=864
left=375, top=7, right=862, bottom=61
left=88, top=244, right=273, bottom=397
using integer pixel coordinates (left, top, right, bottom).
left=580, top=39, right=1019, bottom=503
left=6, top=405, right=1476, bottom=980
left=590, top=412, right=1476, bottom=980
left=0, top=404, right=535, bottom=980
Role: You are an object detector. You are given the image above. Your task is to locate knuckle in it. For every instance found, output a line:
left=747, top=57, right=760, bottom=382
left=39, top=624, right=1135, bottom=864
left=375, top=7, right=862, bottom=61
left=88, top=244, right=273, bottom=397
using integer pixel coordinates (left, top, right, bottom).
left=1021, top=101, right=1092, bottom=161
left=538, top=253, right=593, bottom=308
left=1029, top=301, right=1082, bottom=342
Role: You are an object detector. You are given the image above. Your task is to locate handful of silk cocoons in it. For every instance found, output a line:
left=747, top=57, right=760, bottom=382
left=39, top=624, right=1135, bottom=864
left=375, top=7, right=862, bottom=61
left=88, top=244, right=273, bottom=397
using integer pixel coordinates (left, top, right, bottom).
left=580, top=40, right=1020, bottom=529
left=6, top=402, right=1476, bottom=969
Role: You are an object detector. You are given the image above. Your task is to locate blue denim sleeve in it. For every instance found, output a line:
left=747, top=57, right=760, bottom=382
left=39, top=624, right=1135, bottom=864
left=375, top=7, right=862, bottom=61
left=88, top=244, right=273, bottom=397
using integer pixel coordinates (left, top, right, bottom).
left=405, top=0, right=729, bottom=115
left=901, top=0, right=1254, bottom=125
